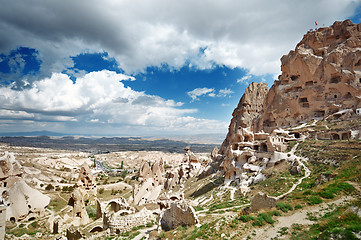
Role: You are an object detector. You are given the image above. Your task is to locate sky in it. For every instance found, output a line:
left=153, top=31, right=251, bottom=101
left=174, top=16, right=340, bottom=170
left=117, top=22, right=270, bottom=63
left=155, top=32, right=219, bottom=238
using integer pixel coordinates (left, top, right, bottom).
left=0, top=0, right=360, bottom=137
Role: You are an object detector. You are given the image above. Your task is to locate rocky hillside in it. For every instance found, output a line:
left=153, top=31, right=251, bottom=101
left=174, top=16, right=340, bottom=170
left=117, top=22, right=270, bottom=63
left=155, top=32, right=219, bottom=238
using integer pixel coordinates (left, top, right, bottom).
left=254, top=19, right=361, bottom=132
left=219, top=82, right=268, bottom=157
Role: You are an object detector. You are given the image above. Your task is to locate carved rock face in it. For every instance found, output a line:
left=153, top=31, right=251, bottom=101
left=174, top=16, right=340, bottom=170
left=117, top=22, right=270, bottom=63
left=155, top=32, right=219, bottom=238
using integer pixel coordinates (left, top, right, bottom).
left=219, top=82, right=268, bottom=156
left=255, top=19, right=361, bottom=132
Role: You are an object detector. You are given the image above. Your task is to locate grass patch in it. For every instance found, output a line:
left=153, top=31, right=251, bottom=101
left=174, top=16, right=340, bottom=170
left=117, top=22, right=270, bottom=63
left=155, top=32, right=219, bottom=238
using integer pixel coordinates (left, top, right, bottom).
left=194, top=206, right=204, bottom=211
left=258, top=212, right=275, bottom=224
left=276, top=201, right=293, bottom=212
left=319, top=181, right=354, bottom=199
left=238, top=215, right=255, bottom=222
left=307, top=196, right=323, bottom=205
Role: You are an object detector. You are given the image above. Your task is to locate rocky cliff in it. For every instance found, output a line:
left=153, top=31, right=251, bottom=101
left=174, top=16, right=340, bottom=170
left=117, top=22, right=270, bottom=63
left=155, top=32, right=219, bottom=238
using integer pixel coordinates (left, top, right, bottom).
left=219, top=82, right=268, bottom=157
left=255, top=19, right=361, bottom=132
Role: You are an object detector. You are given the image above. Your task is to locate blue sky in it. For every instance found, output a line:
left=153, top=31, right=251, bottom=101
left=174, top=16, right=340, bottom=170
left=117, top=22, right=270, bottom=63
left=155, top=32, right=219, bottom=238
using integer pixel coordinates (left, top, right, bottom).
left=0, top=0, right=360, bottom=137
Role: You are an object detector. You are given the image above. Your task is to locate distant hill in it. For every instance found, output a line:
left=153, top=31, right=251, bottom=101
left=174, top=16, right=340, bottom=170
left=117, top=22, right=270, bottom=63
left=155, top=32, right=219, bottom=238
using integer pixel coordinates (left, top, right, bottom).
left=0, top=136, right=218, bottom=153
left=0, top=131, right=67, bottom=137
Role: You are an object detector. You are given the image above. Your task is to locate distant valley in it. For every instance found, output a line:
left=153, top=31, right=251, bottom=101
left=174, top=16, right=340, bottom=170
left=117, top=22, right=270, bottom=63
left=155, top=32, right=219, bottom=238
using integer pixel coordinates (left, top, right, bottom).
left=0, top=135, right=219, bottom=153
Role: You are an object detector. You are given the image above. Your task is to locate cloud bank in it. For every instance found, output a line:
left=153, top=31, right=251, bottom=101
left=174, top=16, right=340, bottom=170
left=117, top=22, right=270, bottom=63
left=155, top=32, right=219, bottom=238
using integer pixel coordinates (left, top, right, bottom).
left=0, top=0, right=358, bottom=79
left=0, top=70, right=227, bottom=134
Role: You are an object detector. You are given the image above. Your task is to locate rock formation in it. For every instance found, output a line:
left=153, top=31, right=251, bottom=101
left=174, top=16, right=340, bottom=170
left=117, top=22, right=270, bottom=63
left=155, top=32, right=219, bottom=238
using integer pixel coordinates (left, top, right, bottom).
left=77, top=163, right=96, bottom=195
left=218, top=20, right=361, bottom=190
left=159, top=202, right=198, bottom=231
left=133, top=160, right=165, bottom=205
left=217, top=83, right=286, bottom=190
left=219, top=82, right=269, bottom=158
left=0, top=197, right=5, bottom=240
left=67, top=188, right=90, bottom=225
left=250, top=192, right=277, bottom=212
left=164, top=147, right=203, bottom=190
left=0, top=152, right=50, bottom=221
left=255, top=19, right=361, bottom=133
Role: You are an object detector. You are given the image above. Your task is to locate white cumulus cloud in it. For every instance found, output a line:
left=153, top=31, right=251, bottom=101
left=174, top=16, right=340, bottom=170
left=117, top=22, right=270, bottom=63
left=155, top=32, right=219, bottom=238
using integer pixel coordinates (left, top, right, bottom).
left=0, top=70, right=227, bottom=135
left=187, top=87, right=215, bottom=101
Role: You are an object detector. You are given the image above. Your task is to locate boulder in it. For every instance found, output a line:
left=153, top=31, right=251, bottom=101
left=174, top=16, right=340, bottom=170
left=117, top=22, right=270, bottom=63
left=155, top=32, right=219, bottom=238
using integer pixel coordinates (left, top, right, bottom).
left=251, top=192, right=277, bottom=212
left=160, top=202, right=198, bottom=231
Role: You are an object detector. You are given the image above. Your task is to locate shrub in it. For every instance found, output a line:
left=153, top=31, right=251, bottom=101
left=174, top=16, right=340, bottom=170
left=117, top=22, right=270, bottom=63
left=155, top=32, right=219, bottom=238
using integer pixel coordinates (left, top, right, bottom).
left=270, top=210, right=282, bottom=216
left=303, top=190, right=312, bottom=195
left=295, top=204, right=303, bottom=210
left=194, top=206, right=204, bottom=211
left=86, top=205, right=97, bottom=220
left=276, top=202, right=293, bottom=212
left=319, top=190, right=335, bottom=199
left=308, top=196, right=322, bottom=205
left=252, top=216, right=265, bottom=226
left=258, top=212, right=275, bottom=224
left=238, top=215, right=254, bottom=222
left=337, top=182, right=354, bottom=193
left=98, top=188, right=104, bottom=194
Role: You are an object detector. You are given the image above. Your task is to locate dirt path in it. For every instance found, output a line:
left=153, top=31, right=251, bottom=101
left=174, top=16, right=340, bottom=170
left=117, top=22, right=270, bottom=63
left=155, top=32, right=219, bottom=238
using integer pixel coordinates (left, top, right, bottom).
left=253, top=196, right=352, bottom=239
left=133, top=225, right=157, bottom=240
left=275, top=143, right=311, bottom=200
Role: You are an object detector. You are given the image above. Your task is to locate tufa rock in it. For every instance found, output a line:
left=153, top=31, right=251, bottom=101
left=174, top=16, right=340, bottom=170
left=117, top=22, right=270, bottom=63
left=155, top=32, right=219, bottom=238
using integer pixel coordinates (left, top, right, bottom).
left=255, top=19, right=361, bottom=133
left=0, top=152, right=50, bottom=222
left=160, top=202, right=198, bottom=231
left=219, top=82, right=268, bottom=158
left=251, top=192, right=277, bottom=212
left=67, top=188, right=90, bottom=225
left=66, top=226, right=83, bottom=240
left=133, top=160, right=165, bottom=205
left=77, top=163, right=96, bottom=194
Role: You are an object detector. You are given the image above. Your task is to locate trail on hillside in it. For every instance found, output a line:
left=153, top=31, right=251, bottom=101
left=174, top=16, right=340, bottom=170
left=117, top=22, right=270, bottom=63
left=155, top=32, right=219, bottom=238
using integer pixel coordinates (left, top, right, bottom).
left=275, top=143, right=311, bottom=200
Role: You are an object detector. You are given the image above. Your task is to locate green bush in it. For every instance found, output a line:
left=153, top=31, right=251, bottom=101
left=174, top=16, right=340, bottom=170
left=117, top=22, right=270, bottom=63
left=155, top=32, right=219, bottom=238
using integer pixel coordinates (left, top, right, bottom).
left=258, top=212, right=275, bottom=224
left=303, top=190, right=312, bottom=195
left=308, top=196, right=322, bottom=205
left=252, top=216, right=265, bottom=226
left=319, top=190, right=335, bottom=199
left=86, top=205, right=97, bottom=220
left=270, top=210, right=282, bottom=216
left=194, top=206, right=204, bottom=211
left=276, top=202, right=293, bottom=212
left=295, top=204, right=303, bottom=210
left=238, top=215, right=254, bottom=222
